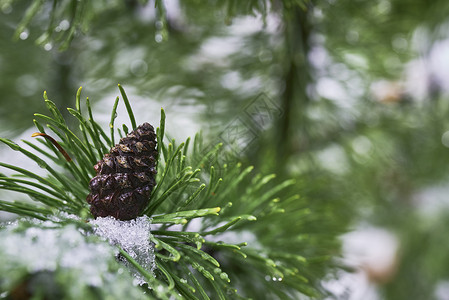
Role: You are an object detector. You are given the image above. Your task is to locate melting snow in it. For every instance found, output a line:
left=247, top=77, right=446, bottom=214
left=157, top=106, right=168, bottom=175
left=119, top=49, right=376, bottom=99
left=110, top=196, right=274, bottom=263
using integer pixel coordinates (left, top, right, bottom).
left=90, top=216, right=156, bottom=285
left=0, top=219, right=147, bottom=299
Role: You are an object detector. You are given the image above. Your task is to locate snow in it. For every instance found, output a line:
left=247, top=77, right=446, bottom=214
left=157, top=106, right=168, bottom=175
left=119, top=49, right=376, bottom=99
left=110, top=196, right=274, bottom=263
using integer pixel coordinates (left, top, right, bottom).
left=1, top=221, right=115, bottom=283
left=0, top=213, right=156, bottom=298
left=0, top=218, right=147, bottom=299
left=90, top=215, right=156, bottom=285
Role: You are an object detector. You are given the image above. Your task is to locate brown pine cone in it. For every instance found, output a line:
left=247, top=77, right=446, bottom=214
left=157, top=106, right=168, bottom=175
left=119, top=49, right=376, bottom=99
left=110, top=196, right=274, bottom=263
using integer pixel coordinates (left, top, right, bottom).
left=86, top=122, right=157, bottom=220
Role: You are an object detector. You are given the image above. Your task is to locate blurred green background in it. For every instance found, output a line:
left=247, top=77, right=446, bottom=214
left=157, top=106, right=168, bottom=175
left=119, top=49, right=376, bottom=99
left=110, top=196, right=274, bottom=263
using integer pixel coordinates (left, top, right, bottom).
left=3, top=0, right=449, bottom=299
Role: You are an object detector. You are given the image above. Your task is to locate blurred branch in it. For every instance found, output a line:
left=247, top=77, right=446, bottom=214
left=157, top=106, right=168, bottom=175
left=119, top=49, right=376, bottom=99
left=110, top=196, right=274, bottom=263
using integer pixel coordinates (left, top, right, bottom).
left=277, top=5, right=312, bottom=168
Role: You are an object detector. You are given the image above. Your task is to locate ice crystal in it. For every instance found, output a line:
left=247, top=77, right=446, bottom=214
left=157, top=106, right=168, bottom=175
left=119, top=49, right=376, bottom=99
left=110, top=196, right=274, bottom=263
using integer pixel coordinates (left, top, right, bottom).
left=90, top=215, right=156, bottom=285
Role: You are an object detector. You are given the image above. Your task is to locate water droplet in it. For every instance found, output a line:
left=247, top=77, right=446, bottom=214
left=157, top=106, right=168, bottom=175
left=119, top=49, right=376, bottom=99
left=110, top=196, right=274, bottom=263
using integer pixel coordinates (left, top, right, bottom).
left=220, top=272, right=229, bottom=281
left=130, top=60, right=148, bottom=77
left=352, top=136, right=372, bottom=155
left=392, top=35, right=408, bottom=53
left=44, top=43, right=53, bottom=51
left=1, top=4, right=12, bottom=14
left=19, top=29, right=29, bottom=40
left=180, top=278, right=187, bottom=284
left=16, top=74, right=39, bottom=97
left=346, top=30, right=359, bottom=44
left=155, top=34, right=163, bottom=43
left=155, top=21, right=163, bottom=30
left=377, top=0, right=391, bottom=14
left=59, top=20, right=70, bottom=31
left=265, top=275, right=271, bottom=281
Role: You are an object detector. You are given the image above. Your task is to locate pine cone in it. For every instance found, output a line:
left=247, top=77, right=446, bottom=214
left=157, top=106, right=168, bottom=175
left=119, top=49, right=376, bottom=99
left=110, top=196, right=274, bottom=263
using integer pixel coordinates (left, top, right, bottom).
left=86, top=123, right=157, bottom=220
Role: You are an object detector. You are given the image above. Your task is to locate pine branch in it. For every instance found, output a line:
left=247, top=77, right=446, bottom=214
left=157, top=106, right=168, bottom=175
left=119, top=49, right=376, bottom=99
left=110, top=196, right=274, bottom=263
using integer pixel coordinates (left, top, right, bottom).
left=0, top=86, right=341, bottom=299
left=5, top=0, right=309, bottom=50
